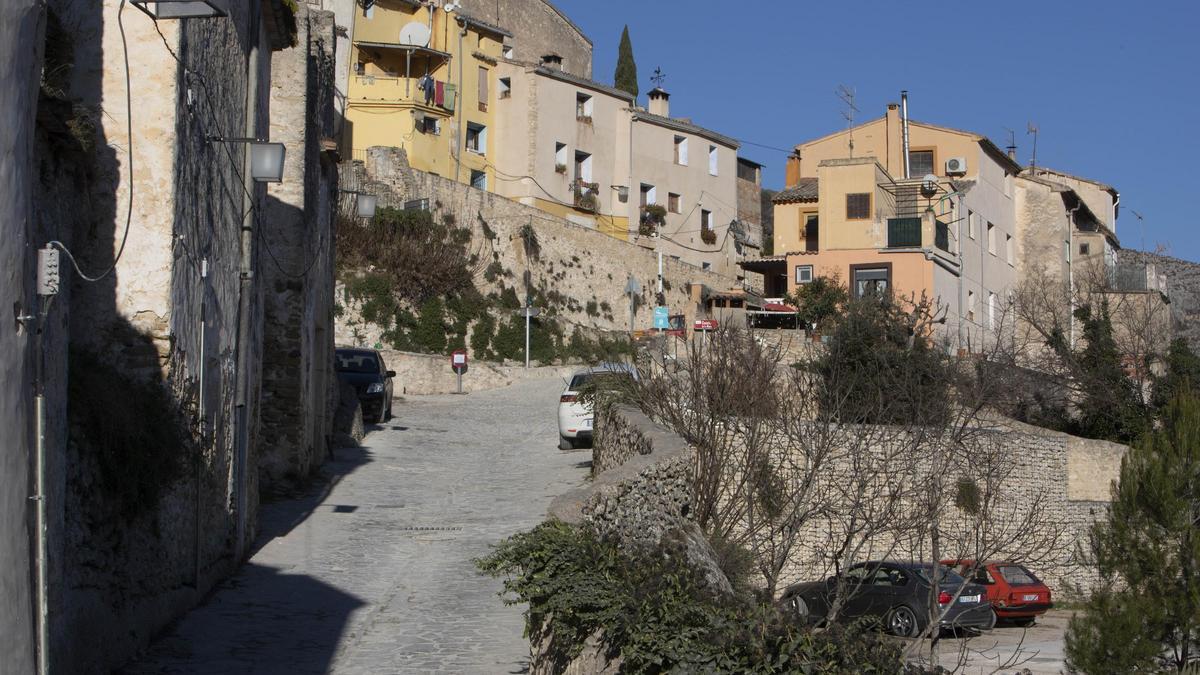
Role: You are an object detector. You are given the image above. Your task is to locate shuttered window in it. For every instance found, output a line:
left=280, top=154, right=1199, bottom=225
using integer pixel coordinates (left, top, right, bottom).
left=478, top=67, right=488, bottom=103
left=846, top=193, right=871, bottom=220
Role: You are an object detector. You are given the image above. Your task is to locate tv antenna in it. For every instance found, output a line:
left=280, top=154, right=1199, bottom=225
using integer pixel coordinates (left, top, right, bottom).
left=1027, top=122, right=1040, bottom=169
left=836, top=84, right=859, bottom=157
left=1003, top=126, right=1017, bottom=163
left=650, top=67, right=666, bottom=89
left=1130, top=208, right=1146, bottom=252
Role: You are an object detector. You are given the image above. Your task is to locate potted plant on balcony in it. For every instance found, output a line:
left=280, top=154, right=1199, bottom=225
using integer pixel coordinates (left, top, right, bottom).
left=573, top=181, right=599, bottom=212
left=700, top=227, right=717, bottom=245
left=555, top=163, right=568, bottom=175
left=639, top=204, right=666, bottom=236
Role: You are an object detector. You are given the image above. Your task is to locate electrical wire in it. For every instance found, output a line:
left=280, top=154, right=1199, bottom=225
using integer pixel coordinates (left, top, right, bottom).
left=52, top=0, right=136, bottom=282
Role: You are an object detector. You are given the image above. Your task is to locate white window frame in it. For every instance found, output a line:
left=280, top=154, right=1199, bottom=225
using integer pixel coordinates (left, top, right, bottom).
left=668, top=192, right=681, bottom=214
left=576, top=92, right=593, bottom=119
left=967, top=290, right=976, bottom=322
left=674, top=136, right=688, bottom=166
left=795, top=265, right=814, bottom=284
left=701, top=208, right=713, bottom=231
left=470, top=169, right=487, bottom=191
left=986, top=222, right=996, bottom=255
left=555, top=142, right=567, bottom=168
left=708, top=145, right=719, bottom=176
left=466, top=122, right=487, bottom=154
left=576, top=151, right=593, bottom=183
left=498, top=77, right=511, bottom=99
left=988, top=292, right=996, bottom=329
left=1005, top=233, right=1013, bottom=264
left=640, top=183, right=656, bottom=206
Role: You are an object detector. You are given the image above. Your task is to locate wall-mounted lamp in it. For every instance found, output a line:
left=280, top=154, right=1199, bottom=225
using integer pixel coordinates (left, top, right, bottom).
left=340, top=190, right=378, bottom=219
left=209, top=137, right=286, bottom=183
left=130, top=0, right=228, bottom=19
left=611, top=185, right=629, bottom=203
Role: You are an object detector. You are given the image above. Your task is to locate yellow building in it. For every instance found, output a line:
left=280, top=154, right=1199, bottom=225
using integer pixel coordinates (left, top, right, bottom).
left=343, top=0, right=508, bottom=188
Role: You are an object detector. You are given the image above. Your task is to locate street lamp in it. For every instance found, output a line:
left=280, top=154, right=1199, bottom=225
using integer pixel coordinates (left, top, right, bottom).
left=130, top=0, right=228, bottom=19
left=208, top=137, right=287, bottom=183
left=340, top=190, right=378, bottom=219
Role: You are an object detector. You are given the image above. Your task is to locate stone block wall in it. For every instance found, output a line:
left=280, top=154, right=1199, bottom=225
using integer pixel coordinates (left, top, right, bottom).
left=260, top=3, right=339, bottom=492
left=457, top=0, right=593, bottom=78
left=338, top=147, right=740, bottom=356
left=379, top=349, right=574, bottom=396
left=550, top=405, right=694, bottom=550
left=1121, top=250, right=1200, bottom=352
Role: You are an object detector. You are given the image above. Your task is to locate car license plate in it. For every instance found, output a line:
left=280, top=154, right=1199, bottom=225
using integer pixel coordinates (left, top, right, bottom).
left=583, top=418, right=592, bottom=429
left=1023, top=594, right=1039, bottom=601
left=959, top=595, right=981, bottom=603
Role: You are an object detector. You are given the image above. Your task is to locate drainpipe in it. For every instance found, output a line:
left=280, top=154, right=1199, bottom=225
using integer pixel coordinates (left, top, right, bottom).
left=233, top=0, right=262, bottom=563
left=901, top=90, right=912, bottom=179
left=454, top=17, right=466, bottom=183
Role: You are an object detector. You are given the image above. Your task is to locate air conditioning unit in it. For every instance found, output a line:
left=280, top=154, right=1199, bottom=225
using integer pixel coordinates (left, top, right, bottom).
left=945, top=157, right=967, bottom=175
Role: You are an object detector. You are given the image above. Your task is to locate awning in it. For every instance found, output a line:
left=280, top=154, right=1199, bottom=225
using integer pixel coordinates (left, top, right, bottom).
left=353, top=41, right=452, bottom=61
left=739, top=256, right=787, bottom=273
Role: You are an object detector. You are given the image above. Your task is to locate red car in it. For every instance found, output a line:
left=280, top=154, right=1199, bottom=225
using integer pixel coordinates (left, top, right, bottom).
left=941, top=560, right=1052, bottom=626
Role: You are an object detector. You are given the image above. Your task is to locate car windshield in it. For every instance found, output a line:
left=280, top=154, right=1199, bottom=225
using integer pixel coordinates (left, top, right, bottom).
left=915, top=565, right=966, bottom=585
left=336, top=352, right=379, bottom=374
left=568, top=374, right=592, bottom=390
left=998, top=565, right=1039, bottom=585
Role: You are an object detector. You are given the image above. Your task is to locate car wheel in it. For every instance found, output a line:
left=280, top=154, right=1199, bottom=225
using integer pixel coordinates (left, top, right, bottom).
left=886, top=606, right=922, bottom=638
left=982, top=608, right=998, bottom=631
left=385, top=399, right=393, bottom=421
left=559, top=436, right=573, bottom=450
left=1013, top=617, right=1035, bottom=628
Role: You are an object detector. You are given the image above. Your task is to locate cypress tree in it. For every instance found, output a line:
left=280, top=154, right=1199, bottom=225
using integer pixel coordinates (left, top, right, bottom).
left=613, top=25, right=638, bottom=99
left=1065, top=390, right=1200, bottom=672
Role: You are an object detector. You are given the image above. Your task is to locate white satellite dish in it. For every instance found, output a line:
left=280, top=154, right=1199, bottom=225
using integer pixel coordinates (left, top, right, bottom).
left=398, top=21, right=431, bottom=47
left=443, top=2, right=458, bottom=12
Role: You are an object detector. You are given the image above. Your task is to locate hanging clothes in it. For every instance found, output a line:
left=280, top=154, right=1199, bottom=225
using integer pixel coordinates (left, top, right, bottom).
left=443, top=83, right=456, bottom=112
left=419, top=75, right=434, bottom=104
left=435, top=80, right=445, bottom=107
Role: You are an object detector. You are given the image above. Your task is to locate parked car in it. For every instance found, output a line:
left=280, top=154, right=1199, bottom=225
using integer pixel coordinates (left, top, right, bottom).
left=779, top=561, right=995, bottom=637
left=335, top=347, right=395, bottom=423
left=557, top=363, right=636, bottom=450
left=942, top=559, right=1053, bottom=627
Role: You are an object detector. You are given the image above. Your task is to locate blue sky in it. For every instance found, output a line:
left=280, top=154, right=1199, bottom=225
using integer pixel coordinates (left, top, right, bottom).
left=555, top=0, right=1200, bottom=261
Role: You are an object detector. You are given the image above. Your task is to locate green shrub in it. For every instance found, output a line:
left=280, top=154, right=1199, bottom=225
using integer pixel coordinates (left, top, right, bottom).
left=411, top=297, right=448, bottom=353
left=477, top=521, right=904, bottom=674
left=471, top=313, right=496, bottom=360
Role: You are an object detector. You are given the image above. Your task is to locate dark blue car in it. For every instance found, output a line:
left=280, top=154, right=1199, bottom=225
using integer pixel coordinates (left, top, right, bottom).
left=335, top=348, right=395, bottom=423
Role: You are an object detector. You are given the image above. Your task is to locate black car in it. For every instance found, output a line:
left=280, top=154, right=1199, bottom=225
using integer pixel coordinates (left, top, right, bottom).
left=335, top=348, right=395, bottom=423
left=779, top=561, right=994, bottom=637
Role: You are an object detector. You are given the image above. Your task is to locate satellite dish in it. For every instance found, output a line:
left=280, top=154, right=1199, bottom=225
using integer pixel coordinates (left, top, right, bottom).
left=921, top=173, right=939, bottom=196
left=443, top=2, right=458, bottom=12
left=398, top=21, right=431, bottom=47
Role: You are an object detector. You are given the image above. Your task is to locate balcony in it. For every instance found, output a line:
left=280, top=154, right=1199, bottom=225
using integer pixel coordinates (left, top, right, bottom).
left=887, top=217, right=922, bottom=248
left=350, top=75, right=455, bottom=113
left=573, top=180, right=599, bottom=212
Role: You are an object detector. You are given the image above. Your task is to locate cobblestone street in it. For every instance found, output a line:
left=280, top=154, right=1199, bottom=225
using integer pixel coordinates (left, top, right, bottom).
left=121, top=378, right=586, bottom=674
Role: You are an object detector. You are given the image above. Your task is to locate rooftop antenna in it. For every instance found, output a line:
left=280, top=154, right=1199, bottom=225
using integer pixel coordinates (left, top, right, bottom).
left=1027, top=122, right=1039, bottom=170
left=1130, top=208, right=1146, bottom=252
left=1003, top=126, right=1018, bottom=163
left=650, top=67, right=666, bottom=89
left=836, top=84, right=859, bottom=157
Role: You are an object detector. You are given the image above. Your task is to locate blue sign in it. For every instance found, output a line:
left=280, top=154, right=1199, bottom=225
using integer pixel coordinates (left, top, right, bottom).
left=653, top=306, right=670, bottom=329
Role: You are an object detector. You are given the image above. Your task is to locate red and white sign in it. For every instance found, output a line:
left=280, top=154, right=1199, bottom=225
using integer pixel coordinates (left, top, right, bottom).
left=693, top=319, right=719, bottom=332
left=451, top=349, right=468, bottom=372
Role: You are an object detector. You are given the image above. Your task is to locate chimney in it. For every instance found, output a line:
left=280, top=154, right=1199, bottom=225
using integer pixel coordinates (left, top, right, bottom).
left=900, top=90, right=911, bottom=179
left=540, top=53, right=563, bottom=71
left=1007, top=144, right=1018, bottom=161
left=648, top=87, right=670, bottom=117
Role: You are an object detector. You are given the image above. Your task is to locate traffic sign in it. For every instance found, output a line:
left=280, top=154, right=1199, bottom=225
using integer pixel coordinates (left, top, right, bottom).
left=693, top=319, right=719, bottom=332
left=516, top=307, right=540, bottom=318
left=451, top=349, right=468, bottom=373
left=653, top=306, right=669, bottom=329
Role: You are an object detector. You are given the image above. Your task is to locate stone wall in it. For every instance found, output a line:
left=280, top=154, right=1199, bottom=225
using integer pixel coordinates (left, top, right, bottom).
left=340, top=147, right=739, bottom=353
left=379, top=349, right=575, bottom=396
left=1121, top=250, right=1200, bottom=352
left=260, top=3, right=340, bottom=492
left=457, top=0, right=593, bottom=78
left=549, top=405, right=695, bottom=550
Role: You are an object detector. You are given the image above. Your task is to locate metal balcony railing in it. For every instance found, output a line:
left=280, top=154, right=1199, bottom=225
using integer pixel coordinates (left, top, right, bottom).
left=887, top=217, right=922, bottom=248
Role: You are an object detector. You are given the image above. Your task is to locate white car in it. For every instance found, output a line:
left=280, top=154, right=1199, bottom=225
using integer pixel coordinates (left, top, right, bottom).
left=557, top=363, right=637, bottom=450
left=557, top=371, right=595, bottom=450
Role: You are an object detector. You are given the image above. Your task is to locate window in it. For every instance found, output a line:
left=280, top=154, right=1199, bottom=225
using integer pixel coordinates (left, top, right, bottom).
left=708, top=145, right=719, bottom=176
left=575, top=151, right=592, bottom=183
left=852, top=266, right=890, bottom=298
left=502, top=45, right=513, bottom=59
left=1079, top=242, right=1091, bottom=256
left=967, top=290, right=976, bottom=322
left=478, top=67, right=488, bottom=105
left=795, top=265, right=813, bottom=284
left=498, top=77, right=511, bottom=99
left=1006, top=234, right=1014, bottom=263
left=988, top=292, right=996, bottom=329
left=701, top=209, right=713, bottom=231
left=470, top=169, right=487, bottom=190
left=804, top=214, right=819, bottom=252
left=416, top=115, right=440, bottom=135
left=846, top=193, right=871, bottom=220
left=576, top=93, right=593, bottom=120
left=986, top=222, right=996, bottom=255
left=639, top=183, right=656, bottom=207
left=968, top=210, right=977, bottom=240
left=701, top=262, right=712, bottom=271
left=668, top=192, right=681, bottom=214
left=363, top=2, right=374, bottom=18
left=554, top=142, right=567, bottom=172
left=673, top=136, right=688, bottom=165
left=908, top=149, right=935, bottom=177
left=465, top=122, right=486, bottom=154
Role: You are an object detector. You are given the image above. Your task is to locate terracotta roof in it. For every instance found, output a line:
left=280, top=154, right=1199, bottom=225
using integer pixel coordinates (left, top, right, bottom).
left=772, top=177, right=818, bottom=203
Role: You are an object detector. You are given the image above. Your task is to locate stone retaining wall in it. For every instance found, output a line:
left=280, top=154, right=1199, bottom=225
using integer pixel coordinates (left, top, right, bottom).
left=377, top=349, right=576, bottom=396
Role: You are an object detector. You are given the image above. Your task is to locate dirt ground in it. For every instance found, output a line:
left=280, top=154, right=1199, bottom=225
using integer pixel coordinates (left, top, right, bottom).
left=933, top=609, right=1071, bottom=674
